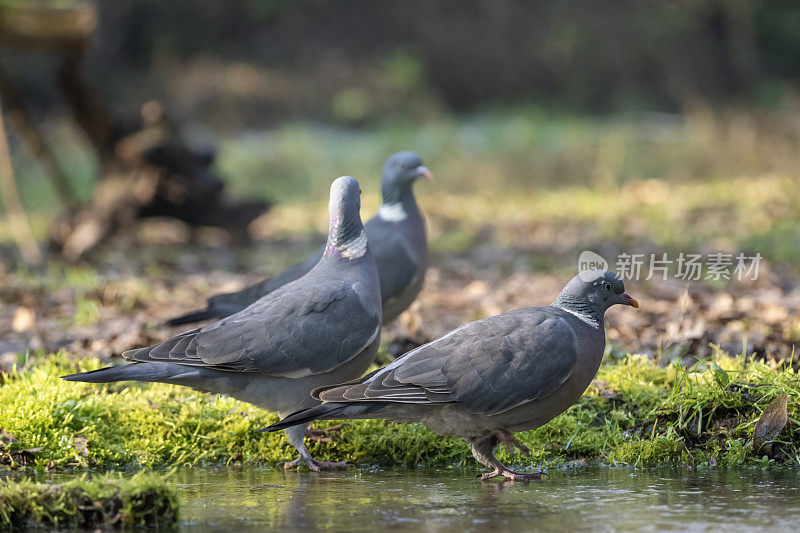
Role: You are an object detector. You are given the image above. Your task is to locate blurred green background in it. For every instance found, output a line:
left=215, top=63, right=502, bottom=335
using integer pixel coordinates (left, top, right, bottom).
left=2, top=0, right=800, bottom=271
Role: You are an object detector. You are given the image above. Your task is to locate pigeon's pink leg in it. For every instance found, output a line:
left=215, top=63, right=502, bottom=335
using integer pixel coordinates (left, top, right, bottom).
left=282, top=425, right=347, bottom=471
left=304, top=423, right=348, bottom=443
left=282, top=456, right=347, bottom=472
left=470, top=434, right=544, bottom=482
left=493, top=429, right=531, bottom=456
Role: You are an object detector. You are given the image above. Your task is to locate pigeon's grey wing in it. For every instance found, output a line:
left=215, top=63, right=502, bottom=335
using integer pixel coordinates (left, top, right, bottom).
left=125, top=280, right=380, bottom=376
left=440, top=311, right=580, bottom=414
left=365, top=220, right=421, bottom=301
left=316, top=308, right=579, bottom=415
left=210, top=245, right=324, bottom=309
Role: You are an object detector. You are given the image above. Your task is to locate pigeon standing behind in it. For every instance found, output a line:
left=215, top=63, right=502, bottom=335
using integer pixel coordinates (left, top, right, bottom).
left=63, top=176, right=382, bottom=471
left=263, top=270, right=639, bottom=480
left=167, top=151, right=431, bottom=326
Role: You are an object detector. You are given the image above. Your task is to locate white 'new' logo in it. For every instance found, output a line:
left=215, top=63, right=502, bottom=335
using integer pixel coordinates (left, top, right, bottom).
left=578, top=251, right=609, bottom=281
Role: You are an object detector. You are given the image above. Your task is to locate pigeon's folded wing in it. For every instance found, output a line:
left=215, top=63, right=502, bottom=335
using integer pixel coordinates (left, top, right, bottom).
left=368, top=226, right=421, bottom=301
left=315, top=307, right=579, bottom=415
left=124, top=280, right=380, bottom=377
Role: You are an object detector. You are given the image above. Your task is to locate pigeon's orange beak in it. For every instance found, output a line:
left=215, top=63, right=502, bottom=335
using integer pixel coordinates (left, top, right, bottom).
left=415, top=165, right=434, bottom=180
left=621, top=292, right=639, bottom=308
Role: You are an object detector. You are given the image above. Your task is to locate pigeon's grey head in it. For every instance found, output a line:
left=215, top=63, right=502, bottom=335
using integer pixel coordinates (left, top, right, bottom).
left=325, top=176, right=367, bottom=260
left=553, top=270, right=639, bottom=322
left=381, top=151, right=432, bottom=203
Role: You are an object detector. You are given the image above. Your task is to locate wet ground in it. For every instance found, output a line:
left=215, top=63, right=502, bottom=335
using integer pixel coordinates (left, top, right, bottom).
left=4, top=241, right=800, bottom=375
left=159, top=466, right=800, bottom=531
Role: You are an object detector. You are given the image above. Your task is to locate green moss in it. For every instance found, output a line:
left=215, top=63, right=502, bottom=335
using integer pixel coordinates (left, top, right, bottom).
left=0, top=472, right=178, bottom=529
left=0, top=355, right=283, bottom=469
left=0, top=351, right=798, bottom=471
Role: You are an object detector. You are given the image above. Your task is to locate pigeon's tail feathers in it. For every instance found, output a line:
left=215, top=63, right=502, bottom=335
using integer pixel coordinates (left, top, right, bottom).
left=260, top=402, right=378, bottom=433
left=262, top=404, right=345, bottom=432
left=164, top=307, right=223, bottom=326
left=61, top=362, right=200, bottom=384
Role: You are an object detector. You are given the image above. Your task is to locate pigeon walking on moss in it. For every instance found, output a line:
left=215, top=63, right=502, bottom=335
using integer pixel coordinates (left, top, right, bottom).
left=167, top=151, right=431, bottom=326
left=63, top=176, right=382, bottom=471
left=263, top=270, right=638, bottom=480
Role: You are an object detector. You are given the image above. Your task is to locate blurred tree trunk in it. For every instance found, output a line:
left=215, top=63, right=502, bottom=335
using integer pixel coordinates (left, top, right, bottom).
left=0, top=2, right=268, bottom=260
left=0, top=103, right=42, bottom=265
left=0, top=65, right=81, bottom=208
left=702, top=0, right=761, bottom=95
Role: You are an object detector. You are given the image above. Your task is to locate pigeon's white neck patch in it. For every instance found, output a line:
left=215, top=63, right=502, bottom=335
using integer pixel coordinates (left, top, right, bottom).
left=338, top=229, right=368, bottom=260
left=560, top=307, right=601, bottom=328
left=377, top=202, right=407, bottom=222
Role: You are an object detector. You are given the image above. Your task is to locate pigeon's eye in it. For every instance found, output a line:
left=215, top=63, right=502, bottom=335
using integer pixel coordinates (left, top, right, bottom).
left=603, top=282, right=612, bottom=292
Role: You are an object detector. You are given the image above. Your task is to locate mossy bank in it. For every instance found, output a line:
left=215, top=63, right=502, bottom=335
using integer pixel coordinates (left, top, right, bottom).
left=0, top=351, right=798, bottom=471
left=0, top=472, right=178, bottom=529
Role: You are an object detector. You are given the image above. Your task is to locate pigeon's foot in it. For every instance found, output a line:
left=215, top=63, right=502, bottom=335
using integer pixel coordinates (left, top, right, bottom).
left=479, top=468, right=543, bottom=482
left=304, top=423, right=348, bottom=443
left=282, top=424, right=347, bottom=471
left=282, top=456, right=348, bottom=472
left=470, top=433, right=545, bottom=483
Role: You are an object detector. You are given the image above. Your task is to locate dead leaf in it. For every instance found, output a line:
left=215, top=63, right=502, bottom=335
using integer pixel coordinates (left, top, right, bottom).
left=11, top=307, right=35, bottom=332
left=753, top=394, right=789, bottom=457
left=398, top=301, right=423, bottom=337
left=590, top=380, right=621, bottom=400
left=0, top=428, right=16, bottom=448
left=74, top=436, right=89, bottom=457
left=10, top=447, right=44, bottom=465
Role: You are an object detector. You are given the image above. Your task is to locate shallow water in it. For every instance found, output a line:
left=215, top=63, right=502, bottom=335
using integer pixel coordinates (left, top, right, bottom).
left=170, top=466, right=800, bottom=532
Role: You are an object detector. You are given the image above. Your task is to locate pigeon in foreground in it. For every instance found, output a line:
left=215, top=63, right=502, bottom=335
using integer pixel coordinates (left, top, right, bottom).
left=63, top=176, right=382, bottom=471
left=167, top=151, right=431, bottom=326
left=263, top=270, right=638, bottom=480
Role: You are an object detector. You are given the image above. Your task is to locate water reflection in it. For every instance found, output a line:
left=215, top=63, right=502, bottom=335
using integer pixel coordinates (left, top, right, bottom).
left=174, top=467, right=800, bottom=532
